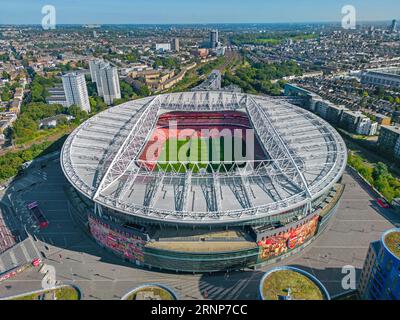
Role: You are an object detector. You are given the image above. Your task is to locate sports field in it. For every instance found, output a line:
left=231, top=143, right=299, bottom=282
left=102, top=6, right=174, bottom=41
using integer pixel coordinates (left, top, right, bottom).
left=156, top=136, right=246, bottom=173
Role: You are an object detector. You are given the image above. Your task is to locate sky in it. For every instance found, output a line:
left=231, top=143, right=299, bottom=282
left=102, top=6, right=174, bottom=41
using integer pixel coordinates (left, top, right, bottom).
left=0, top=0, right=399, bottom=25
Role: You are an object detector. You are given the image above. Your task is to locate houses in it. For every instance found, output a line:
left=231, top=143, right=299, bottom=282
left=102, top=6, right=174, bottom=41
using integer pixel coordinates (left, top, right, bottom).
left=39, top=114, right=74, bottom=129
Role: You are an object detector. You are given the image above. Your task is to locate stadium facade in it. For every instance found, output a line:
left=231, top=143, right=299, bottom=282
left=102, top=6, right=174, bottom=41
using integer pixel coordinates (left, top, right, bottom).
left=61, top=91, right=347, bottom=272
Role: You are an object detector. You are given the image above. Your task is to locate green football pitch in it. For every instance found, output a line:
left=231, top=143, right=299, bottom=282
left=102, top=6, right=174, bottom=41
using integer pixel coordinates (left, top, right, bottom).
left=156, top=137, right=245, bottom=173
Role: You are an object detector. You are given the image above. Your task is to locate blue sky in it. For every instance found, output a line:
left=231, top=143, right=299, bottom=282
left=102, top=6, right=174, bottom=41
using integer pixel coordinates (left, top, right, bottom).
left=0, top=0, right=398, bottom=24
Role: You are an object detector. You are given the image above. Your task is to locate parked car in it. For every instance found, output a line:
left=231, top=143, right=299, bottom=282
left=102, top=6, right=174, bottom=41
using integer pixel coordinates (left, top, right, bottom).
left=377, top=198, right=390, bottom=209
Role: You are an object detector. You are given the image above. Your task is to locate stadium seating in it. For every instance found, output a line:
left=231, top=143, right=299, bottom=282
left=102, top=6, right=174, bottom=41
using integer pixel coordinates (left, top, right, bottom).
left=0, top=209, right=17, bottom=254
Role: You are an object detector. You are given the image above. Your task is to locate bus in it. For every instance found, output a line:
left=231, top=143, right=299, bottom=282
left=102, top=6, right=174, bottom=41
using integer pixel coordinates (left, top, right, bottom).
left=27, top=201, right=49, bottom=229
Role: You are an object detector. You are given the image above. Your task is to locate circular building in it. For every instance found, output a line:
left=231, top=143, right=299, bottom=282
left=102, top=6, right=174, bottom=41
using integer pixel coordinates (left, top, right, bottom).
left=122, top=284, right=178, bottom=300
left=259, top=266, right=330, bottom=300
left=61, top=91, right=347, bottom=272
left=359, top=228, right=400, bottom=300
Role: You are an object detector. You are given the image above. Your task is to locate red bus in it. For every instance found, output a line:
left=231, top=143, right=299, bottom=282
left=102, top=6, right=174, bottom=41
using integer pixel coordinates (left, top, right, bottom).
left=27, top=201, right=49, bottom=229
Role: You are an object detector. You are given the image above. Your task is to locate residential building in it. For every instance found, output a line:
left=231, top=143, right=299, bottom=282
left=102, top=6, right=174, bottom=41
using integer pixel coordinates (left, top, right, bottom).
left=171, top=38, right=180, bottom=52
left=210, top=30, right=219, bottom=49
left=191, top=48, right=209, bottom=59
left=375, top=114, right=391, bottom=126
left=325, top=104, right=346, bottom=125
left=89, top=59, right=121, bottom=105
left=98, top=64, right=121, bottom=105
left=339, top=110, right=362, bottom=132
left=39, top=114, right=74, bottom=129
left=356, top=117, right=378, bottom=136
left=46, top=85, right=68, bottom=107
left=377, top=125, right=400, bottom=158
left=155, top=43, right=171, bottom=52
left=61, top=72, right=91, bottom=112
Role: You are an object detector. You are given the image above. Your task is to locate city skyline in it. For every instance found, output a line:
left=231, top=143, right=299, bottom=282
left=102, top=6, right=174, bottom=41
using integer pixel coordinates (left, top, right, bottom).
left=0, top=0, right=399, bottom=25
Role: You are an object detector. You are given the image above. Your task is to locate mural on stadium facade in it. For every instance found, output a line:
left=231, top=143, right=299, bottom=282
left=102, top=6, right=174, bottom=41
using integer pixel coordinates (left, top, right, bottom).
left=89, top=216, right=146, bottom=263
left=257, top=215, right=319, bottom=261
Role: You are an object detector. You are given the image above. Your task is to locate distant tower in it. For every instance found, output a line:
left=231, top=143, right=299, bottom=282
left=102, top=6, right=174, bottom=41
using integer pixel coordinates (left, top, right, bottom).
left=210, top=30, right=219, bottom=49
left=62, top=72, right=91, bottom=112
left=89, top=59, right=121, bottom=105
left=172, top=38, right=180, bottom=52
left=390, top=19, right=397, bottom=33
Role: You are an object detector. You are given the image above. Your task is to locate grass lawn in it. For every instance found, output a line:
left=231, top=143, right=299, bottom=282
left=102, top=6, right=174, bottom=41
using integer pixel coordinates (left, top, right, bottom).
left=11, top=286, right=80, bottom=300
left=384, top=231, right=400, bottom=258
left=126, top=286, right=176, bottom=300
left=262, top=270, right=324, bottom=300
left=156, top=136, right=246, bottom=173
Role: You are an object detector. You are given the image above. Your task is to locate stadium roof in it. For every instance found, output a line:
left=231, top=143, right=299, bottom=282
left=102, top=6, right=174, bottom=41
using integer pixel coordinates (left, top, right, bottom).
left=61, top=91, right=347, bottom=225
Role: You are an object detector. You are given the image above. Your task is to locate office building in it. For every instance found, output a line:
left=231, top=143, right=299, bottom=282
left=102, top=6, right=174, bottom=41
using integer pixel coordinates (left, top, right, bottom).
left=61, top=72, right=90, bottom=112
left=359, top=228, right=400, bottom=300
left=390, top=19, right=397, bottom=33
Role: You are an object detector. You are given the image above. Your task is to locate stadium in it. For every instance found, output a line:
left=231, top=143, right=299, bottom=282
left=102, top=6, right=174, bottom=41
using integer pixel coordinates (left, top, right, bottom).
left=61, top=90, right=347, bottom=272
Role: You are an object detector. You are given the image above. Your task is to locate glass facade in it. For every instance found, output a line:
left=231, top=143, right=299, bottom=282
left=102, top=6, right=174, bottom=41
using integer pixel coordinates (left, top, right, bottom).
left=360, top=228, right=400, bottom=300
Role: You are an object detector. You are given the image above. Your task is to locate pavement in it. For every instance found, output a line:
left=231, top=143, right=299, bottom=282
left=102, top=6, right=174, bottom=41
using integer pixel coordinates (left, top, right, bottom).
left=0, top=158, right=398, bottom=300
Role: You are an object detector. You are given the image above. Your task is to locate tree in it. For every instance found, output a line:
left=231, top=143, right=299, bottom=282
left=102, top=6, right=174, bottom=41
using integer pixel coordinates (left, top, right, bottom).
left=1, top=71, right=10, bottom=80
left=372, top=162, right=389, bottom=181
left=90, top=97, right=107, bottom=114
left=1, top=90, right=11, bottom=102
left=120, top=80, right=134, bottom=99
left=67, top=105, right=88, bottom=122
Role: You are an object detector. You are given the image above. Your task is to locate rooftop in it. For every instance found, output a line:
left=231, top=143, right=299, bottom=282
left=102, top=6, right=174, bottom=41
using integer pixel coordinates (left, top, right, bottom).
left=124, top=285, right=177, bottom=300
left=381, top=125, right=400, bottom=135
left=384, top=230, right=400, bottom=259
left=260, top=268, right=327, bottom=300
left=61, top=91, right=347, bottom=224
left=146, top=240, right=257, bottom=253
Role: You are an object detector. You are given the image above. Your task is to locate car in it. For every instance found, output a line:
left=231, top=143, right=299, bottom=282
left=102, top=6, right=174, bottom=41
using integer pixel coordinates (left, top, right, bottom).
left=377, top=198, right=390, bottom=209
